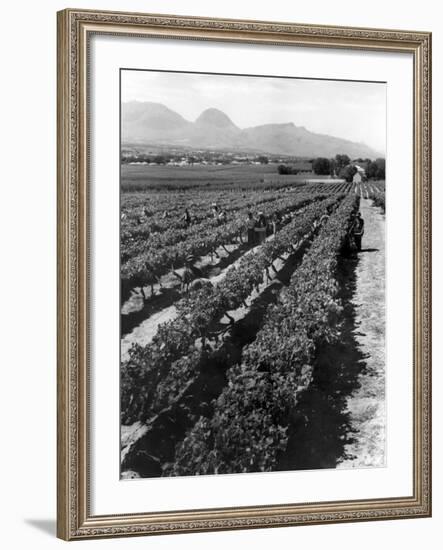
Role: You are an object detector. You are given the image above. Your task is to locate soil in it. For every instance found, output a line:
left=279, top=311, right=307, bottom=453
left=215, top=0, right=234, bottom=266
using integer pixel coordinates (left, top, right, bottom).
left=338, top=198, right=386, bottom=468
left=121, top=243, right=242, bottom=317
left=121, top=243, right=243, bottom=360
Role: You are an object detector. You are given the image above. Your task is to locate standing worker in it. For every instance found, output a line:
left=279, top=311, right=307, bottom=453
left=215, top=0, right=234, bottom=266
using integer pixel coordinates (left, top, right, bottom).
left=218, top=209, right=227, bottom=224
left=211, top=203, right=219, bottom=219
left=182, top=208, right=192, bottom=228
left=272, top=211, right=282, bottom=235
left=350, top=212, right=365, bottom=251
left=255, top=211, right=267, bottom=244
left=246, top=211, right=256, bottom=245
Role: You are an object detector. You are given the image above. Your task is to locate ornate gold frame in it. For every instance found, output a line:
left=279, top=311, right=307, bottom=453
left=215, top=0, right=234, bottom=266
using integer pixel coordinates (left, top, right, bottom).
left=57, top=8, right=432, bottom=540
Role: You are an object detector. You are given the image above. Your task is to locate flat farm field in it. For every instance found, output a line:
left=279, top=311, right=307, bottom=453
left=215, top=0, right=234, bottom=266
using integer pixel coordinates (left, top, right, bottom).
left=122, top=163, right=283, bottom=191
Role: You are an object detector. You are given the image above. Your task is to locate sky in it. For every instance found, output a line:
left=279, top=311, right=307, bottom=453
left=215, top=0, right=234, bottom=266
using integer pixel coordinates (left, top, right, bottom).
left=121, top=69, right=386, bottom=154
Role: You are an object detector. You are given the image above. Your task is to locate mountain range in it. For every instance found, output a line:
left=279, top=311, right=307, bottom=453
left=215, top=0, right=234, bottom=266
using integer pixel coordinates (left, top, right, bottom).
left=122, top=101, right=381, bottom=159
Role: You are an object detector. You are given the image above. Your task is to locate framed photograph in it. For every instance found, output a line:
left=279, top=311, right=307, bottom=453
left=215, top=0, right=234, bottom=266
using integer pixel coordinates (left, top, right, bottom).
left=57, top=8, right=431, bottom=540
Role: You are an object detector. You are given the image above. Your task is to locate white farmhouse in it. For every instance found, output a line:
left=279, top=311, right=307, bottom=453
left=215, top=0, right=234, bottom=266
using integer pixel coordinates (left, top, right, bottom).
left=352, top=164, right=366, bottom=183
left=353, top=171, right=363, bottom=184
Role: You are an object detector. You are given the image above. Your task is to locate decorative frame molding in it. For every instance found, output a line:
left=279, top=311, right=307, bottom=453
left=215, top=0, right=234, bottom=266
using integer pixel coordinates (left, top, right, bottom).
left=57, top=8, right=431, bottom=540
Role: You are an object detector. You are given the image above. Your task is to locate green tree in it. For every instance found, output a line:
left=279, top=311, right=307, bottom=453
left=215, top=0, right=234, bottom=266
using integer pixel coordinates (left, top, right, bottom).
left=278, top=164, right=290, bottom=175
left=375, top=158, right=386, bottom=179
left=366, top=158, right=385, bottom=180
left=312, top=157, right=331, bottom=175
left=153, top=155, right=167, bottom=165
left=335, top=154, right=351, bottom=170
left=339, top=164, right=358, bottom=182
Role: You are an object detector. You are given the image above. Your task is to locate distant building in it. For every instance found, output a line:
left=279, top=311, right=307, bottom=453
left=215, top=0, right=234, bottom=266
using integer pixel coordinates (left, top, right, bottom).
left=353, top=171, right=363, bottom=184
left=352, top=164, right=366, bottom=183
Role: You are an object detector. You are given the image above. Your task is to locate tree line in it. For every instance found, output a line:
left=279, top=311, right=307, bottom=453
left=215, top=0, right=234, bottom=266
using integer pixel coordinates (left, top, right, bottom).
left=278, top=154, right=386, bottom=182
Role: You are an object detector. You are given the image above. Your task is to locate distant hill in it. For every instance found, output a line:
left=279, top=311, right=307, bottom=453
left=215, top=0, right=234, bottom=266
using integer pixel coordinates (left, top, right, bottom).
left=121, top=102, right=192, bottom=142
left=122, top=101, right=381, bottom=159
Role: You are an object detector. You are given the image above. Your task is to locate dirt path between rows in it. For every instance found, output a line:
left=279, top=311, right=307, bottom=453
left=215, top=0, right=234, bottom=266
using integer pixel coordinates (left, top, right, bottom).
left=338, top=198, right=386, bottom=468
left=121, top=233, right=278, bottom=361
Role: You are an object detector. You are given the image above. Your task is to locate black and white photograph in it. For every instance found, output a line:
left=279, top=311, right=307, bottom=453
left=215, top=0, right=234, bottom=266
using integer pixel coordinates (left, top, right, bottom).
left=119, top=69, right=387, bottom=479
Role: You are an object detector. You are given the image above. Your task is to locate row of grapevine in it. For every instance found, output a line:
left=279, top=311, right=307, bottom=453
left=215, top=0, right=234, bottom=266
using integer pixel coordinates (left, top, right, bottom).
left=368, top=186, right=385, bottom=213
left=121, top=181, right=348, bottom=239
left=122, top=185, right=304, bottom=234
left=122, top=191, right=293, bottom=259
left=121, top=188, right=238, bottom=219
left=121, top=191, right=330, bottom=302
left=121, top=195, right=343, bottom=425
left=166, top=193, right=359, bottom=476
left=371, top=193, right=385, bottom=213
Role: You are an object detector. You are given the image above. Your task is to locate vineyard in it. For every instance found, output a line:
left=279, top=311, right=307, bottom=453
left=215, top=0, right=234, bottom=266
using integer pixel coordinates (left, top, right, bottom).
left=120, top=175, right=385, bottom=478
left=355, top=180, right=385, bottom=212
